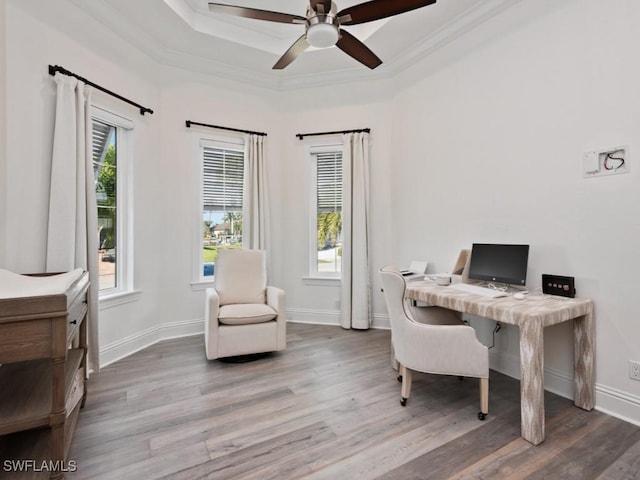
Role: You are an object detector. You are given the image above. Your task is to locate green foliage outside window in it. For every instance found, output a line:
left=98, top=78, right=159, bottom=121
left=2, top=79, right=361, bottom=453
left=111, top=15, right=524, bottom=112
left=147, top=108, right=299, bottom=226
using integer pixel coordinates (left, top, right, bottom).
left=97, top=145, right=116, bottom=249
left=317, top=212, right=342, bottom=251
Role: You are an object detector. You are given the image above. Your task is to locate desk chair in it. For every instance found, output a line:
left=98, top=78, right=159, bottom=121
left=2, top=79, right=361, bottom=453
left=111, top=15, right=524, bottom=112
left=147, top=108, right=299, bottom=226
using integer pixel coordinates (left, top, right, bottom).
left=379, top=265, right=489, bottom=420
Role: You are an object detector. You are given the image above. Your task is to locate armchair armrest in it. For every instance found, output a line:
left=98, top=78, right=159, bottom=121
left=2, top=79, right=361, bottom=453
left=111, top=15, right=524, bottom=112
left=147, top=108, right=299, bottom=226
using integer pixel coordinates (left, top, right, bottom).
left=266, top=285, right=287, bottom=350
left=266, top=286, right=286, bottom=318
left=206, top=287, right=220, bottom=322
left=204, top=288, right=221, bottom=360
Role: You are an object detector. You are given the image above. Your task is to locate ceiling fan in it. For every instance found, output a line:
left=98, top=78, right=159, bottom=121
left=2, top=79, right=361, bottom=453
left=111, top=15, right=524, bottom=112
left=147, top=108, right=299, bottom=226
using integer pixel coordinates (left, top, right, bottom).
left=208, top=0, right=437, bottom=70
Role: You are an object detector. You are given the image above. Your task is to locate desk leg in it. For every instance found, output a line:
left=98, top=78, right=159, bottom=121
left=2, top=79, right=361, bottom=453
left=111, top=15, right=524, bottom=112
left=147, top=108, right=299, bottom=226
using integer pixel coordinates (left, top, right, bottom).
left=574, top=311, right=595, bottom=410
left=520, top=319, right=545, bottom=445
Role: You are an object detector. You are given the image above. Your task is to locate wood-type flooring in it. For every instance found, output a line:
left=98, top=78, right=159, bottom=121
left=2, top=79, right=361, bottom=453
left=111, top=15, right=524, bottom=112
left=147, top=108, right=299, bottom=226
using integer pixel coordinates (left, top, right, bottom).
left=68, top=323, right=640, bottom=479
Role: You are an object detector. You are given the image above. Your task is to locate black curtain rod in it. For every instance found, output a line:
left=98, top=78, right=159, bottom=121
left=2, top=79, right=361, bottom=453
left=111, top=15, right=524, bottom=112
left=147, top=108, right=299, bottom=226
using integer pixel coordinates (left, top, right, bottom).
left=296, top=128, right=370, bottom=140
left=185, top=120, right=267, bottom=137
left=48, top=65, right=154, bottom=116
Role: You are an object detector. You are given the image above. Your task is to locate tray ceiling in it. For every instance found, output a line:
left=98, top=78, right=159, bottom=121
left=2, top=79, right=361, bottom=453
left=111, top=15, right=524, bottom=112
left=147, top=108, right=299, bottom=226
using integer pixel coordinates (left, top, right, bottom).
left=63, top=0, right=519, bottom=90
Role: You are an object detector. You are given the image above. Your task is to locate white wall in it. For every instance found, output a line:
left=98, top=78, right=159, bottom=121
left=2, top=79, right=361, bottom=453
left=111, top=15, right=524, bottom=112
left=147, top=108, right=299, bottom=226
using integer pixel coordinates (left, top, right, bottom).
left=4, top=0, right=160, bottom=273
left=4, top=1, right=162, bottom=364
left=3, top=0, right=283, bottom=365
left=390, top=0, right=640, bottom=421
left=2, top=0, right=639, bottom=425
left=274, top=82, right=394, bottom=326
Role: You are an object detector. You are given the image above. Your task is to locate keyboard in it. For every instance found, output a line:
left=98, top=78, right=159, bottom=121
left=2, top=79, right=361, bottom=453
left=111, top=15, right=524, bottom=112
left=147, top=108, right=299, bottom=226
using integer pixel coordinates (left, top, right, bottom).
left=448, top=283, right=508, bottom=298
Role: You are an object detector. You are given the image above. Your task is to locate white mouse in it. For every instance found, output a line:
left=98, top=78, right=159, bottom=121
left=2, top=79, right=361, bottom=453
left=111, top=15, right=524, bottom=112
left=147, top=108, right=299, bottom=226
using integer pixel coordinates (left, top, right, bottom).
left=513, top=293, right=526, bottom=300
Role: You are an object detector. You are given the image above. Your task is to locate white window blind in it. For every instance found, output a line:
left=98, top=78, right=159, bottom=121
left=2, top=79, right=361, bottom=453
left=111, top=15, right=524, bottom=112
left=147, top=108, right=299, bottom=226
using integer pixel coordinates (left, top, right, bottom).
left=92, top=119, right=114, bottom=172
left=203, top=146, right=244, bottom=211
left=316, top=151, right=342, bottom=212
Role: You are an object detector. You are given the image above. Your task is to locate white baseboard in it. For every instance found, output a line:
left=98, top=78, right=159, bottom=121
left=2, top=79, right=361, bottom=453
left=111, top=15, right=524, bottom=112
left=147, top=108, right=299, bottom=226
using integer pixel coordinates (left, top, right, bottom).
left=100, top=318, right=203, bottom=367
left=286, top=308, right=390, bottom=330
left=287, top=308, right=340, bottom=326
left=489, top=350, right=574, bottom=399
left=404, top=313, right=640, bottom=426
left=371, top=313, right=390, bottom=330
left=490, top=350, right=640, bottom=426
left=594, top=384, right=640, bottom=427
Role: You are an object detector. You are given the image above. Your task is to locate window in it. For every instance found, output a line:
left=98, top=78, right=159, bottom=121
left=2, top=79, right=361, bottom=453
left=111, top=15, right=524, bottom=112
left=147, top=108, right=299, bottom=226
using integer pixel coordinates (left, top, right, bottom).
left=91, top=108, right=133, bottom=295
left=310, top=146, right=344, bottom=277
left=198, top=137, right=245, bottom=279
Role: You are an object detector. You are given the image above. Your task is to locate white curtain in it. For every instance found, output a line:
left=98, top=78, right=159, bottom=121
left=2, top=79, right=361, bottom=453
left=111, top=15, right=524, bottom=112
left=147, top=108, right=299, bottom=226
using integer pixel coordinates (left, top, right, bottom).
left=46, top=73, right=100, bottom=373
left=243, top=134, right=270, bottom=251
left=340, top=132, right=370, bottom=329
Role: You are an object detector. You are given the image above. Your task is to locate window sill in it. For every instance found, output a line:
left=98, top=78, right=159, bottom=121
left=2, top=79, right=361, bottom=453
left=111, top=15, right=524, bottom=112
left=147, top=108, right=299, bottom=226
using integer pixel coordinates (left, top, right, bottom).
left=99, top=289, right=142, bottom=310
left=190, top=279, right=215, bottom=291
left=302, top=276, right=341, bottom=286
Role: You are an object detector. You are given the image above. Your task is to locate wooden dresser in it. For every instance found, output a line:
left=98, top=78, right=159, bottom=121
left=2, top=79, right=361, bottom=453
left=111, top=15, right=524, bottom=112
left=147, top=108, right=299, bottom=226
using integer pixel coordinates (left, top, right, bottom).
left=0, top=270, right=89, bottom=479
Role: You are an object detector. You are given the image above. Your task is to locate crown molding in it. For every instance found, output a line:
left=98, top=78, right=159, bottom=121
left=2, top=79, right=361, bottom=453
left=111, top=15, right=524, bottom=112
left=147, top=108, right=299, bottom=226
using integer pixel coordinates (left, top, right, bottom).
left=388, top=0, right=523, bottom=75
left=158, top=0, right=522, bottom=91
left=65, top=0, right=521, bottom=92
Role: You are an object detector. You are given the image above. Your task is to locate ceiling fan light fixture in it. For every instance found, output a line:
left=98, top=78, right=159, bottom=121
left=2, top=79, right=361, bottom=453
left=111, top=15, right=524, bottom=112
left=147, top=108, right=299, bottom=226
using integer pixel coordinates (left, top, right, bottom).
left=306, top=22, right=339, bottom=48
left=209, top=0, right=438, bottom=69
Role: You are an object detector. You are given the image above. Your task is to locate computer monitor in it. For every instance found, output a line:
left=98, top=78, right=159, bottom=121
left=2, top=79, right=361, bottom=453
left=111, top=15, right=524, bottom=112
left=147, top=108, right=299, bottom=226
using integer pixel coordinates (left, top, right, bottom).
left=468, top=243, right=530, bottom=286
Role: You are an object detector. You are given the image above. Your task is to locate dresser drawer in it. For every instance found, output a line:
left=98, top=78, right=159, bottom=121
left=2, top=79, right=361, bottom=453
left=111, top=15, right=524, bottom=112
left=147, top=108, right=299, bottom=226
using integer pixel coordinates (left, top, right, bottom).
left=0, top=318, right=53, bottom=363
left=66, top=296, right=87, bottom=343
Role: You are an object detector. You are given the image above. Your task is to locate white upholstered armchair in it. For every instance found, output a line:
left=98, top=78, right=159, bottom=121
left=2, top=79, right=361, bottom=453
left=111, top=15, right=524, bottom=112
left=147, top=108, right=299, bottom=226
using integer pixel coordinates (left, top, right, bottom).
left=379, top=265, right=489, bottom=420
left=204, top=249, right=286, bottom=360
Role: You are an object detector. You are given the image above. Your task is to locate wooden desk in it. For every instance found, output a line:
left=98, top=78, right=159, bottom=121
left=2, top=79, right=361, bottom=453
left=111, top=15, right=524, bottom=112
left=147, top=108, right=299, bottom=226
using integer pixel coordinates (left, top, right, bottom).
left=405, top=281, right=594, bottom=446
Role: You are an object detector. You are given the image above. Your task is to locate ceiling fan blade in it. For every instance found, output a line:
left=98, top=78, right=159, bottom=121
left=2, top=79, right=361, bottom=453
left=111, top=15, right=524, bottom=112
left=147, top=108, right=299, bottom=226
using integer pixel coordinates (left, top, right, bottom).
left=338, top=0, right=436, bottom=26
left=273, top=35, right=310, bottom=70
left=336, top=30, right=382, bottom=69
left=310, top=0, right=332, bottom=14
left=208, top=3, right=306, bottom=24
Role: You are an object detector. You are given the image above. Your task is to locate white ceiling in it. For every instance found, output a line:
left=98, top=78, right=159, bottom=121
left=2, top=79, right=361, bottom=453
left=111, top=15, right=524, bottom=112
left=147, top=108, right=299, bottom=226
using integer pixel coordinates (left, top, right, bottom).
left=66, top=0, right=519, bottom=90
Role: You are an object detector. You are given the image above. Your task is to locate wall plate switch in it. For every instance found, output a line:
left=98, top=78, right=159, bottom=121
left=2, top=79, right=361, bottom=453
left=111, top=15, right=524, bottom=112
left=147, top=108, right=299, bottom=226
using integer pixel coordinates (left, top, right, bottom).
left=583, top=151, right=599, bottom=175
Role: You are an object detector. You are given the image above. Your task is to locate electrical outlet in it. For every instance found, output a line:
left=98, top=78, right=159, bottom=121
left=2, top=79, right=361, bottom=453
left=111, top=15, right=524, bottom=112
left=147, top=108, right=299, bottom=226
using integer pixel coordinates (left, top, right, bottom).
left=334, top=299, right=341, bottom=310
left=629, top=360, right=640, bottom=381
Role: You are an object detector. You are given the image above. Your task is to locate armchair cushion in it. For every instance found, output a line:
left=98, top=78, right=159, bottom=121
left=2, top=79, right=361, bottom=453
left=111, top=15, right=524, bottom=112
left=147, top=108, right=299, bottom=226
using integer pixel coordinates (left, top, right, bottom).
left=218, top=303, right=277, bottom=325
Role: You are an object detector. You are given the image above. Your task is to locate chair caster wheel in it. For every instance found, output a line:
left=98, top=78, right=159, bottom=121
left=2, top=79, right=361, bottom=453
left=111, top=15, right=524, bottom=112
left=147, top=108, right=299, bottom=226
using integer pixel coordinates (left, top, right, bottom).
left=400, top=397, right=407, bottom=406
left=478, top=412, right=486, bottom=421
left=397, top=375, right=402, bottom=382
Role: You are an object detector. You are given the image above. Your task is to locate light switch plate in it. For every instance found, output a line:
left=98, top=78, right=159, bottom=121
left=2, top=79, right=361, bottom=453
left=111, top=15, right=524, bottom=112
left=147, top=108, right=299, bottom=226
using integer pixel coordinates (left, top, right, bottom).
left=582, top=151, right=599, bottom=175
